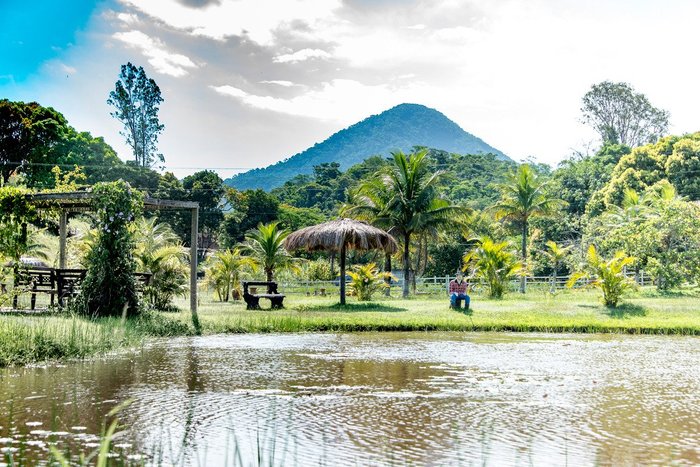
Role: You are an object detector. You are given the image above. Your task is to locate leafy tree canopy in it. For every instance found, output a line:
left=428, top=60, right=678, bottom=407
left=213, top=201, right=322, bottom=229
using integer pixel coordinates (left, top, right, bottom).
left=108, top=62, right=165, bottom=168
left=581, top=81, right=669, bottom=148
left=589, top=132, right=700, bottom=214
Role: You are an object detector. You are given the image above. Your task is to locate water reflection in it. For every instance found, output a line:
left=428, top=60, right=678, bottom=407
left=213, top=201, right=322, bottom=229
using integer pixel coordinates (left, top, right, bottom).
left=1, top=332, right=699, bottom=466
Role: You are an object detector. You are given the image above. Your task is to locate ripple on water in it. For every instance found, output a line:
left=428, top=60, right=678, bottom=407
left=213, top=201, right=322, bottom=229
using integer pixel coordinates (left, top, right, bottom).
left=1, top=332, right=700, bottom=466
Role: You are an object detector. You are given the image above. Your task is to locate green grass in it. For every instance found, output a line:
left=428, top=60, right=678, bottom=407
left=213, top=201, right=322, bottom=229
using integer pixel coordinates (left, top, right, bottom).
left=1, top=287, right=699, bottom=367
left=181, top=288, right=700, bottom=335
left=0, top=311, right=191, bottom=367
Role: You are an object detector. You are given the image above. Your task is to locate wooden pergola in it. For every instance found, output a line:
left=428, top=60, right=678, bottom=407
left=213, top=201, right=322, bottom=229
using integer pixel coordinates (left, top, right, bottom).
left=30, top=191, right=200, bottom=314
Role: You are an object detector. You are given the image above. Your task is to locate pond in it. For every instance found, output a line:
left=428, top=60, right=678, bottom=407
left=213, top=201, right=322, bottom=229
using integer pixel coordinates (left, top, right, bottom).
left=1, top=332, right=699, bottom=466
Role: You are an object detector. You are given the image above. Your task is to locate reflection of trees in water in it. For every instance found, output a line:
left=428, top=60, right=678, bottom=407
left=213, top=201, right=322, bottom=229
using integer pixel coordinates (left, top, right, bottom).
left=0, top=350, right=147, bottom=432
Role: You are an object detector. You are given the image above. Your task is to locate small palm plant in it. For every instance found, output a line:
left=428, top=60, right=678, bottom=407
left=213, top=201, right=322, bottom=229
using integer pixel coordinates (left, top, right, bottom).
left=566, top=244, right=636, bottom=308
left=242, top=222, right=300, bottom=282
left=203, top=248, right=255, bottom=302
left=542, top=240, right=573, bottom=293
left=347, top=262, right=394, bottom=301
left=133, top=218, right=189, bottom=310
left=463, top=238, right=522, bottom=299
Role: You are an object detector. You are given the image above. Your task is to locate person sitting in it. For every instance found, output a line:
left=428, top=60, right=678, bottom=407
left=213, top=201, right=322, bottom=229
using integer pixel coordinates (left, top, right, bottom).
left=449, top=271, right=470, bottom=311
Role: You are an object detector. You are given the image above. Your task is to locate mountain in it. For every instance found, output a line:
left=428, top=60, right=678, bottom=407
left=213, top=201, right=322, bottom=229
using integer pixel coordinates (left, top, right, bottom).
left=225, top=103, right=508, bottom=190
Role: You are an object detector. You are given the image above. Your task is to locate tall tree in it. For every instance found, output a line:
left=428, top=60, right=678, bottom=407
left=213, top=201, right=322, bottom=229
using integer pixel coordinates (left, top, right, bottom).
left=491, top=164, right=565, bottom=293
left=108, top=62, right=164, bottom=167
left=348, top=149, right=461, bottom=298
left=581, top=81, right=669, bottom=148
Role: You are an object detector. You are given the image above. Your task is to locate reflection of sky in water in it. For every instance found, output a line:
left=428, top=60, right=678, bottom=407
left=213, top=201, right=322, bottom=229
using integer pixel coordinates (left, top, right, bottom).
left=1, top=332, right=699, bottom=466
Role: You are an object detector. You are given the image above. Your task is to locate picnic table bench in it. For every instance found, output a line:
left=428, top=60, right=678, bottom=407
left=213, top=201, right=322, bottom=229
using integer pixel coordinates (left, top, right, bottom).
left=242, top=281, right=285, bottom=310
left=8, top=267, right=152, bottom=310
left=12, top=267, right=57, bottom=309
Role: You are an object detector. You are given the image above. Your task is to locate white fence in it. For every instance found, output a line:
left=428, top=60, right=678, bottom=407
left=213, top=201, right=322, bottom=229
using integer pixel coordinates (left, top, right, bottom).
left=277, top=270, right=655, bottom=296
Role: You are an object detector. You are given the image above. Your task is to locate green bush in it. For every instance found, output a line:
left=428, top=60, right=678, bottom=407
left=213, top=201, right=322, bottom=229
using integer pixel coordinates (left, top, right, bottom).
left=463, top=238, right=522, bottom=299
left=305, top=258, right=334, bottom=281
left=78, top=181, right=144, bottom=317
left=567, top=244, right=636, bottom=307
left=348, top=263, right=393, bottom=301
left=133, top=217, right=188, bottom=310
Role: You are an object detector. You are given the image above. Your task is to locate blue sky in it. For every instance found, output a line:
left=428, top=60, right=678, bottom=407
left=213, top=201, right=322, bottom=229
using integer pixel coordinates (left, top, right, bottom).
left=2, top=0, right=700, bottom=178
left=0, top=0, right=106, bottom=83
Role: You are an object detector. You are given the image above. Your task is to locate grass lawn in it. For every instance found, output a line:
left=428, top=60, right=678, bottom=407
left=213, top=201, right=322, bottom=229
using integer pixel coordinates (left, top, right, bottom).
left=181, top=288, right=700, bottom=335
left=1, top=287, right=699, bottom=367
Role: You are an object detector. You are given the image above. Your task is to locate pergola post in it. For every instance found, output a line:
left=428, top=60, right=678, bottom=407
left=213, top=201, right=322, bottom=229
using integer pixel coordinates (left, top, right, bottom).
left=59, top=211, right=67, bottom=269
left=190, top=206, right=199, bottom=315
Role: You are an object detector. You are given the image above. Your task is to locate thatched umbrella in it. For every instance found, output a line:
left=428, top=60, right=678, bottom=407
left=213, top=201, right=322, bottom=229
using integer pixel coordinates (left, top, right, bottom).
left=284, top=218, right=398, bottom=304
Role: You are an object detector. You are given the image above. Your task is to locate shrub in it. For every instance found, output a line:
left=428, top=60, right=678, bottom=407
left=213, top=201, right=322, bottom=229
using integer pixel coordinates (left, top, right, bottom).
left=202, top=248, right=255, bottom=302
left=567, top=244, right=636, bottom=307
left=347, top=263, right=393, bottom=301
left=133, top=217, right=188, bottom=310
left=78, top=181, right=144, bottom=317
left=305, top=258, right=334, bottom=281
left=463, top=238, right=522, bottom=299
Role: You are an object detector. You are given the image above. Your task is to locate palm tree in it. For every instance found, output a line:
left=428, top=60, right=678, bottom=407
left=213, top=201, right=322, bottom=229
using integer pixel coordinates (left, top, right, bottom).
left=490, top=164, right=565, bottom=293
left=542, top=240, right=573, bottom=293
left=345, top=149, right=461, bottom=298
left=203, top=248, right=254, bottom=301
left=243, top=222, right=299, bottom=282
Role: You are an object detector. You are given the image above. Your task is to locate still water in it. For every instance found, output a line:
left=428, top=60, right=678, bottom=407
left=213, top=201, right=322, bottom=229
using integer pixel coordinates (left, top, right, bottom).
left=1, top=332, right=699, bottom=466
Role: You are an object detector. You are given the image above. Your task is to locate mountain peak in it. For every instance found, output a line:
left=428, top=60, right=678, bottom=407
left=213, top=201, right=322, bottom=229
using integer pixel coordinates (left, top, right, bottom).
left=226, top=103, right=507, bottom=190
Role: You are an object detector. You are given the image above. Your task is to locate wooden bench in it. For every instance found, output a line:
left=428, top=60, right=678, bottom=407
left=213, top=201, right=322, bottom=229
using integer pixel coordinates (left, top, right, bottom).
left=9, top=268, right=153, bottom=309
left=242, top=281, right=285, bottom=310
left=13, top=267, right=57, bottom=310
left=55, top=268, right=87, bottom=306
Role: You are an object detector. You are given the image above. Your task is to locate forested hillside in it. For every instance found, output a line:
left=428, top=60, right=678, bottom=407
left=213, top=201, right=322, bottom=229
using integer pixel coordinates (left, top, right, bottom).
left=225, top=103, right=508, bottom=190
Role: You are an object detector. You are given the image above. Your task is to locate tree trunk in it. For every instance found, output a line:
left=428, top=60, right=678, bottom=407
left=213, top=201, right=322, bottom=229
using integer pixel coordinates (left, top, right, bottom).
left=267, top=268, right=273, bottom=282
left=384, top=252, right=392, bottom=297
left=520, top=221, right=527, bottom=294
left=339, top=243, right=346, bottom=305
left=402, top=232, right=411, bottom=298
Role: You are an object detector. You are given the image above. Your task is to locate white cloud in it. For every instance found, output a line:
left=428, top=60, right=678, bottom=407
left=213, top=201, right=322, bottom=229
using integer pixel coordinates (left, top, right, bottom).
left=260, top=80, right=297, bottom=87
left=117, top=12, right=139, bottom=25
left=118, top=0, right=342, bottom=45
left=272, top=48, right=332, bottom=63
left=113, top=30, right=198, bottom=77
left=211, top=79, right=447, bottom=124
left=41, top=60, right=78, bottom=76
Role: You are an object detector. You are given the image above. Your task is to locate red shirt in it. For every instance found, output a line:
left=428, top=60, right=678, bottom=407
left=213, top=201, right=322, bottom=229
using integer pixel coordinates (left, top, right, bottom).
left=449, top=279, right=468, bottom=294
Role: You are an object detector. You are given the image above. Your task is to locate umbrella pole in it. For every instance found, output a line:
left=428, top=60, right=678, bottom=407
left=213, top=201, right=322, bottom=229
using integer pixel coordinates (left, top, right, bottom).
left=339, top=243, right=346, bottom=305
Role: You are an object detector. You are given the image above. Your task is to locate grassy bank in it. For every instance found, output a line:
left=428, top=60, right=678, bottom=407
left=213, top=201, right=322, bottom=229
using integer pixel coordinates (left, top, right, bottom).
left=183, top=288, right=700, bottom=335
left=1, top=288, right=699, bottom=367
left=0, top=311, right=191, bottom=367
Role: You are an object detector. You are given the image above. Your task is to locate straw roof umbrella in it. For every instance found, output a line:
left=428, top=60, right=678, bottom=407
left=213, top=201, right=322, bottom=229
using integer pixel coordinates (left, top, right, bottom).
left=284, top=218, right=398, bottom=305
